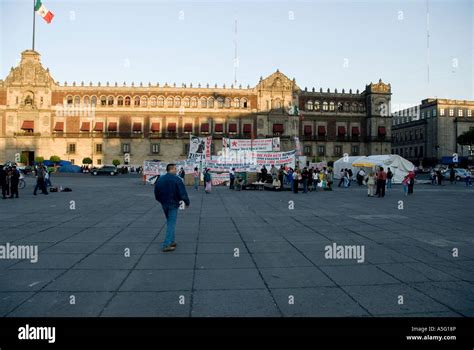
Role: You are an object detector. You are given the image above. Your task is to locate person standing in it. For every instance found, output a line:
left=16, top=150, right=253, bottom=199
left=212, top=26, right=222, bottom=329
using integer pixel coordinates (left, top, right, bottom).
left=357, top=168, right=365, bottom=186
left=154, top=163, right=190, bottom=252
left=33, top=164, right=48, bottom=196
left=338, top=169, right=345, bottom=187
left=407, top=171, right=415, bottom=194
left=9, top=165, right=20, bottom=199
left=178, top=167, right=185, bottom=181
left=437, top=169, right=443, bottom=186
left=431, top=169, right=437, bottom=185
left=465, top=172, right=472, bottom=187
left=204, top=168, right=212, bottom=193
left=312, top=169, right=320, bottom=192
left=0, top=166, right=7, bottom=199
left=402, top=174, right=409, bottom=196
left=302, top=167, right=309, bottom=193
left=449, top=167, right=456, bottom=184
left=261, top=165, right=268, bottom=183
left=270, top=164, right=278, bottom=180
left=278, top=166, right=285, bottom=191
left=376, top=166, right=387, bottom=198
left=347, top=168, right=353, bottom=187
left=229, top=167, right=235, bottom=190
left=366, top=171, right=376, bottom=197
left=193, top=167, right=200, bottom=191
left=292, top=169, right=300, bottom=193
left=326, top=169, right=334, bottom=191
left=386, top=167, right=393, bottom=190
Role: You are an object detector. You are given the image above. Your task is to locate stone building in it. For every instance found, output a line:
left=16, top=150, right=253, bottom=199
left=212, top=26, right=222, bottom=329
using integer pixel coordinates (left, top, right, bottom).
left=392, top=98, right=474, bottom=165
left=0, top=50, right=392, bottom=166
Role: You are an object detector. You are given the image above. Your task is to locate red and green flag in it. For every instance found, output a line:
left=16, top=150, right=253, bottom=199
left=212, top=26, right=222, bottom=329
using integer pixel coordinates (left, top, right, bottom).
left=35, top=0, right=54, bottom=24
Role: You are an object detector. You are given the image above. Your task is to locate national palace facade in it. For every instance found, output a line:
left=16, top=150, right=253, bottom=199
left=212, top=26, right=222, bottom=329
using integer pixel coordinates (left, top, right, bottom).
left=0, top=50, right=392, bottom=166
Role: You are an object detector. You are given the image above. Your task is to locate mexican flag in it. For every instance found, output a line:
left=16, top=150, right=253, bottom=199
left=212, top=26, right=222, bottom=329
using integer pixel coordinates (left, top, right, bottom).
left=35, top=0, right=54, bottom=24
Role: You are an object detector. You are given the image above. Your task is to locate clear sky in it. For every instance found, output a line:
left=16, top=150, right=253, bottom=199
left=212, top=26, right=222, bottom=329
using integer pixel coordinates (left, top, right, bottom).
left=1, top=0, right=472, bottom=110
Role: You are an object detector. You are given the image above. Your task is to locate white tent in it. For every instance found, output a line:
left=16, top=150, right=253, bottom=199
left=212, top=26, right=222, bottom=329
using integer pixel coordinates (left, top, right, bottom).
left=333, top=155, right=415, bottom=184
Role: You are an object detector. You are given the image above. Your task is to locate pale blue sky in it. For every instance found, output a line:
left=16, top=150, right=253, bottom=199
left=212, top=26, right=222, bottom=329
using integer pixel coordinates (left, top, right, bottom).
left=1, top=0, right=472, bottom=110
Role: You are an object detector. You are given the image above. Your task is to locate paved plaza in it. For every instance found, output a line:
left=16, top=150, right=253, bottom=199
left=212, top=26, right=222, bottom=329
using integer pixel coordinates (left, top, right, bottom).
left=0, top=174, right=473, bottom=317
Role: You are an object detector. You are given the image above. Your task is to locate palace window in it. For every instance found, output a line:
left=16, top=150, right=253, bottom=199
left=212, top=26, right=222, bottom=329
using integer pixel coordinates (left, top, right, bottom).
left=166, top=97, right=173, bottom=107
left=201, top=98, right=207, bottom=108
left=337, top=102, right=343, bottom=111
left=95, top=143, right=103, bottom=154
left=217, top=97, right=224, bottom=108
left=334, top=145, right=343, bottom=157
left=108, top=96, right=114, bottom=106
left=306, top=101, right=313, bottom=111
left=440, top=108, right=445, bottom=116
left=208, top=98, right=214, bottom=108
left=191, top=97, right=198, bottom=108
left=233, top=98, right=240, bottom=108
left=351, top=145, right=359, bottom=156
left=225, top=98, right=231, bottom=108
left=322, top=102, right=329, bottom=111
left=241, top=98, right=248, bottom=108
left=100, top=96, right=107, bottom=106
left=318, top=145, right=325, bottom=156
left=91, top=96, right=97, bottom=106
left=458, top=109, right=463, bottom=117
left=124, top=96, right=131, bottom=106
left=314, top=101, right=320, bottom=111
left=329, top=101, right=335, bottom=111
left=174, top=97, right=181, bottom=107
left=67, top=143, right=76, bottom=154
left=66, top=96, right=73, bottom=105
left=74, top=96, right=80, bottom=106
left=84, top=96, right=90, bottom=105
left=449, top=109, right=454, bottom=116
left=183, top=98, right=190, bottom=108
left=150, top=122, right=160, bottom=133
left=117, top=96, right=124, bottom=106
left=122, top=143, right=130, bottom=153
left=151, top=143, right=160, bottom=154
left=141, top=96, right=148, bottom=107
left=303, top=146, right=312, bottom=156
left=158, top=97, right=164, bottom=107
left=468, top=110, right=472, bottom=117
left=134, top=96, right=141, bottom=106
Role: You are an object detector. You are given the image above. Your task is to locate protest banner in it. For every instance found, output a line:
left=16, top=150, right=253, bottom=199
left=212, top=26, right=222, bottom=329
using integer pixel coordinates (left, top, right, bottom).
left=188, top=135, right=212, bottom=160
left=223, top=137, right=280, bottom=151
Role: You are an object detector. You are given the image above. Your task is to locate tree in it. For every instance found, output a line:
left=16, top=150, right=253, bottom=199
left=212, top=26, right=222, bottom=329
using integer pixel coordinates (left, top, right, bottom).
left=82, top=157, right=93, bottom=165
left=50, top=155, right=61, bottom=164
left=35, top=156, right=44, bottom=164
left=457, top=129, right=474, bottom=146
left=112, top=159, right=121, bottom=167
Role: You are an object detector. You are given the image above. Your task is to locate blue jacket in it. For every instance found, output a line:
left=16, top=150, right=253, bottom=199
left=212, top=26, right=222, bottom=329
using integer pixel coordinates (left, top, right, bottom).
left=154, top=173, right=190, bottom=208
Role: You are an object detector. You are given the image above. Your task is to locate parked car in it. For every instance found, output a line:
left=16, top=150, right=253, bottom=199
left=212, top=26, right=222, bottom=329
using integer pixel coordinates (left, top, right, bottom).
left=442, top=168, right=470, bottom=181
left=91, top=166, right=118, bottom=176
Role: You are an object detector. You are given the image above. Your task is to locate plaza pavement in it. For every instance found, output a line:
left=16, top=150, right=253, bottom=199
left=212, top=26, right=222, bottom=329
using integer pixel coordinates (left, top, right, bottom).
left=0, top=174, right=473, bottom=317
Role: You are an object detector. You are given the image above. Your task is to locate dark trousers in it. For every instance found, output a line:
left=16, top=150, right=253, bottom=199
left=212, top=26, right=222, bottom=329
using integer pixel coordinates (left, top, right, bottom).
left=34, top=179, right=48, bottom=195
left=293, top=179, right=299, bottom=193
left=278, top=175, right=284, bottom=190
left=377, top=180, right=386, bottom=197
left=408, top=183, right=414, bottom=194
left=229, top=177, right=235, bottom=189
left=338, top=178, right=344, bottom=187
left=10, top=184, right=19, bottom=198
left=1, top=184, right=8, bottom=198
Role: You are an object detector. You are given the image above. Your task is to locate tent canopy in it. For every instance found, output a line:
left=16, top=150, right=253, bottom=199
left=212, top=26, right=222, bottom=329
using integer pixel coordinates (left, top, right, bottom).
left=333, top=155, right=415, bottom=184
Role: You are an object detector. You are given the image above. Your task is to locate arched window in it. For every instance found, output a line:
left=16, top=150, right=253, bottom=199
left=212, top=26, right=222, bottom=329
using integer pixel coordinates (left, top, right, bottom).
left=322, top=101, right=329, bottom=111
left=166, top=97, right=174, bottom=107
left=150, top=96, right=157, bottom=107
left=141, top=96, right=148, bottom=107
left=351, top=103, right=357, bottom=112
left=117, top=96, right=124, bottom=106
left=337, top=102, right=343, bottom=111
left=83, top=96, right=90, bottom=105
left=66, top=96, right=73, bottom=105
left=91, top=96, right=97, bottom=106
left=329, top=101, right=335, bottom=111
left=191, top=97, right=198, bottom=108
left=233, top=98, right=240, bottom=108
left=314, top=101, right=320, bottom=111
left=359, top=103, right=365, bottom=112
left=344, top=102, right=350, bottom=112
left=183, top=97, right=190, bottom=108
left=107, top=96, right=114, bottom=106
left=125, top=96, right=131, bottom=106
left=273, top=98, right=282, bottom=109
left=208, top=97, right=214, bottom=108
left=306, top=101, right=313, bottom=111
left=174, top=97, right=181, bottom=107
left=100, top=96, right=107, bottom=106
left=217, top=97, right=224, bottom=108
left=241, top=98, right=248, bottom=108
left=134, top=96, right=140, bottom=106
left=224, top=98, right=231, bottom=108
left=201, top=97, right=207, bottom=108
left=157, top=96, right=164, bottom=107
left=74, top=96, right=80, bottom=106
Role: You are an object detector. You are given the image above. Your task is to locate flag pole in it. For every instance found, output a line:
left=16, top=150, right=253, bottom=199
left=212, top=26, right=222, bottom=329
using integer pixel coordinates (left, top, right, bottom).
left=32, top=0, right=36, bottom=50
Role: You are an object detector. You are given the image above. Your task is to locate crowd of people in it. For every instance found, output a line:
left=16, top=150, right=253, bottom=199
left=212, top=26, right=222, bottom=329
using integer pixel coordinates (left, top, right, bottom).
left=0, top=164, right=21, bottom=199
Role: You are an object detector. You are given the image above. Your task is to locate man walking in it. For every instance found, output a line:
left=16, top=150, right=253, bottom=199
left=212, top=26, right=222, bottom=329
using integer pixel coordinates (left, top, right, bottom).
left=154, top=163, right=190, bottom=252
left=33, top=164, right=48, bottom=196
